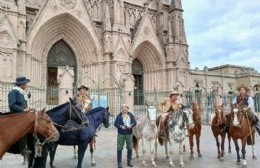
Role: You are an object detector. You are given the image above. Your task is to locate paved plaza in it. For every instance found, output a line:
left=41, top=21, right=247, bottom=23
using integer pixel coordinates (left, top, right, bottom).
left=1, top=125, right=260, bottom=168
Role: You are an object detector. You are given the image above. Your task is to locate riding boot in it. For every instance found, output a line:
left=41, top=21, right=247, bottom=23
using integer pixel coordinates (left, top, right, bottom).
left=252, top=115, right=260, bottom=136
left=117, top=150, right=123, bottom=168
left=127, top=150, right=134, bottom=167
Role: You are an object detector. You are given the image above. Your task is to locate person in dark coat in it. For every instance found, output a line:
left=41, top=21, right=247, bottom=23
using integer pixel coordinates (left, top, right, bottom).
left=114, top=104, right=137, bottom=168
left=8, top=76, right=30, bottom=113
left=8, top=76, right=31, bottom=157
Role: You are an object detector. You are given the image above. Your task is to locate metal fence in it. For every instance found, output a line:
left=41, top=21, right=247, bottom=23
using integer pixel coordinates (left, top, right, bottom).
left=1, top=83, right=260, bottom=129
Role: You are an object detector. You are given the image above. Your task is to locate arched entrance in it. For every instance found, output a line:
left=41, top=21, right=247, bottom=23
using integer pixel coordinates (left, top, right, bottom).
left=46, top=40, right=77, bottom=105
left=132, top=59, right=144, bottom=105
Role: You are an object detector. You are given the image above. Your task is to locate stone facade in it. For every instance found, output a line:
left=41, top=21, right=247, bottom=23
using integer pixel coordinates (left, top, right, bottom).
left=0, top=0, right=260, bottom=110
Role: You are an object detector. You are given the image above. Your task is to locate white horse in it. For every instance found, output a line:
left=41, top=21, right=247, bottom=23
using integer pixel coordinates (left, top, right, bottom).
left=133, top=103, right=158, bottom=167
left=157, top=106, right=194, bottom=168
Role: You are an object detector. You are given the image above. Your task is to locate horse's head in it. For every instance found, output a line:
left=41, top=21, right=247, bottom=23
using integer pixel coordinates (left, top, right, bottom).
left=102, top=106, right=110, bottom=128
left=69, top=98, right=89, bottom=126
left=182, top=106, right=195, bottom=129
left=192, top=102, right=201, bottom=117
left=231, top=105, right=244, bottom=127
left=35, top=108, right=59, bottom=142
left=214, top=105, right=225, bottom=125
left=146, top=102, right=157, bottom=127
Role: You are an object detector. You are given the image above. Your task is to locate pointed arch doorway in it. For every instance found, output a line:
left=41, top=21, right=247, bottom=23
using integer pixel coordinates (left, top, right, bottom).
left=132, top=59, right=144, bottom=105
left=46, top=40, right=77, bottom=105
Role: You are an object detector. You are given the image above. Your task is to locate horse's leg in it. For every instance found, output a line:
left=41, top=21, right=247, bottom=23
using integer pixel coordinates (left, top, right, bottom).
left=90, top=138, right=96, bottom=166
left=183, top=144, right=186, bottom=152
left=233, top=138, right=241, bottom=165
left=73, top=145, right=77, bottom=159
left=179, top=140, right=184, bottom=168
left=77, top=142, right=88, bottom=168
left=168, top=140, right=174, bottom=167
left=189, top=134, right=194, bottom=160
left=220, top=133, right=226, bottom=161
left=215, top=135, right=221, bottom=159
left=154, top=138, right=158, bottom=160
left=241, top=137, right=247, bottom=168
left=135, top=139, right=140, bottom=158
left=228, top=132, right=232, bottom=153
left=49, top=143, right=58, bottom=168
left=252, top=131, right=257, bottom=159
left=141, top=138, right=147, bottom=166
left=165, top=140, right=169, bottom=159
left=196, top=133, right=202, bottom=158
left=150, top=139, right=156, bottom=167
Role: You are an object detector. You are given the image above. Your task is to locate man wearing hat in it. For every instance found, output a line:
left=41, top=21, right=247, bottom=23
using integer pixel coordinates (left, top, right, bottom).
left=73, top=85, right=93, bottom=112
left=8, top=76, right=30, bottom=113
left=159, top=91, right=182, bottom=113
left=8, top=76, right=31, bottom=157
left=114, top=104, right=137, bottom=168
left=223, top=84, right=260, bottom=135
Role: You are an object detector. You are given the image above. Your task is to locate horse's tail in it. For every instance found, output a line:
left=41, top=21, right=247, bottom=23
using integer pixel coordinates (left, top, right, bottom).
left=133, top=135, right=138, bottom=151
left=158, top=136, right=164, bottom=146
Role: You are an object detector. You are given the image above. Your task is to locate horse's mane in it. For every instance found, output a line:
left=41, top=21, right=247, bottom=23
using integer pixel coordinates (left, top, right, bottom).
left=46, top=102, right=69, bottom=114
left=86, top=106, right=106, bottom=116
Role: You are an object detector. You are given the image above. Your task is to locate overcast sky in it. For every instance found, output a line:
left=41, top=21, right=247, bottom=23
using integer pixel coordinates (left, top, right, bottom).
left=181, top=0, right=260, bottom=72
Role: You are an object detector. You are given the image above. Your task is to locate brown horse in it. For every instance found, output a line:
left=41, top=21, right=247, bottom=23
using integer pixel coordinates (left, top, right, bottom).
left=184, top=102, right=202, bottom=160
left=211, top=105, right=230, bottom=161
left=0, top=109, right=59, bottom=159
left=229, top=105, right=256, bottom=167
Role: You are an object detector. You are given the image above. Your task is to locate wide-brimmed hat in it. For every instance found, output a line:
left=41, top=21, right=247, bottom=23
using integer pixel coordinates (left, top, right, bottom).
left=13, top=77, right=30, bottom=85
left=236, top=84, right=249, bottom=92
left=77, top=85, right=89, bottom=91
left=170, top=91, right=179, bottom=97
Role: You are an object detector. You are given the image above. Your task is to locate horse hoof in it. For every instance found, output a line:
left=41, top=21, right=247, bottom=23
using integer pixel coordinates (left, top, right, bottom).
left=220, top=157, right=224, bottom=162
left=142, top=163, right=147, bottom=166
left=237, top=161, right=241, bottom=165
left=91, top=163, right=96, bottom=167
left=152, top=163, right=157, bottom=167
left=190, top=156, right=194, bottom=160
left=217, top=155, right=221, bottom=159
left=253, top=155, right=257, bottom=160
left=169, top=164, right=174, bottom=167
left=73, top=155, right=77, bottom=159
left=198, top=153, right=202, bottom=158
left=179, top=164, right=184, bottom=168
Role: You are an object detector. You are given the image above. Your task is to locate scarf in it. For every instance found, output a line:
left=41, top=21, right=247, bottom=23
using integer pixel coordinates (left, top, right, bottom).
left=13, top=86, right=28, bottom=101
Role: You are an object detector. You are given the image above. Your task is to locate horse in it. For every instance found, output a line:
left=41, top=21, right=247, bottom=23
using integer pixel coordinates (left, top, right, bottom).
left=27, top=98, right=89, bottom=168
left=229, top=105, right=256, bottom=167
left=184, top=102, right=202, bottom=160
left=0, top=109, right=59, bottom=159
left=48, top=104, right=110, bottom=168
left=132, top=102, right=158, bottom=166
left=157, top=106, right=194, bottom=167
left=211, top=105, right=229, bottom=161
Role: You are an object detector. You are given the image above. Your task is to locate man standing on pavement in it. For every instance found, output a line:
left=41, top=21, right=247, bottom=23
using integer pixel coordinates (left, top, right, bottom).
left=114, top=104, right=137, bottom=168
left=8, top=76, right=31, bottom=157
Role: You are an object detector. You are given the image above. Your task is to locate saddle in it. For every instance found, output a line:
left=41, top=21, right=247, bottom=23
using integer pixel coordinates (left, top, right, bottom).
left=157, top=113, right=175, bottom=139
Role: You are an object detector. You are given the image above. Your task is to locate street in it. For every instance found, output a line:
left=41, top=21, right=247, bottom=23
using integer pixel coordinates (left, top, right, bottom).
left=1, top=125, right=259, bottom=168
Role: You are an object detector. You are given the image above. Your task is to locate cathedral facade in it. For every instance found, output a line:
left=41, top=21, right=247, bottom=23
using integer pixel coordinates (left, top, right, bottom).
left=0, top=0, right=260, bottom=110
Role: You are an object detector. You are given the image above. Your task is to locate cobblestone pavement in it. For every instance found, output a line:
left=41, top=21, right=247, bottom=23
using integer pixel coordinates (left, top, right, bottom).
left=1, top=125, right=260, bottom=168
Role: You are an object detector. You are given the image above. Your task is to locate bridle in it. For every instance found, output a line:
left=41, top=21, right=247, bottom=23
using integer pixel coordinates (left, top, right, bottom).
left=33, top=111, right=59, bottom=158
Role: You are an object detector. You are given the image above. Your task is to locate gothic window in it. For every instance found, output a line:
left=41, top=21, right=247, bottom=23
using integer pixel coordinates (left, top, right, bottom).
left=132, top=59, right=144, bottom=105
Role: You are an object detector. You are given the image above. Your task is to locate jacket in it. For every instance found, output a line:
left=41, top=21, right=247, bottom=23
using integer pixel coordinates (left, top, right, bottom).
left=114, top=112, right=137, bottom=134
left=8, top=89, right=27, bottom=113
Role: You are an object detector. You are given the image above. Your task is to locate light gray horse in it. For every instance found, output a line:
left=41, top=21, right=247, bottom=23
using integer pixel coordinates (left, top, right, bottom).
left=157, top=106, right=194, bottom=168
left=133, top=103, right=158, bottom=166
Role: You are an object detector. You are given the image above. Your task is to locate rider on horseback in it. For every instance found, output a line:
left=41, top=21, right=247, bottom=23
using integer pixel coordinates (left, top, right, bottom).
left=158, top=91, right=183, bottom=136
left=73, top=85, right=93, bottom=113
left=224, top=84, right=260, bottom=135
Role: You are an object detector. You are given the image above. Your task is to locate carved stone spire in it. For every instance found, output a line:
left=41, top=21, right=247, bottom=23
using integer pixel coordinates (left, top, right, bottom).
left=104, top=3, right=111, bottom=31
